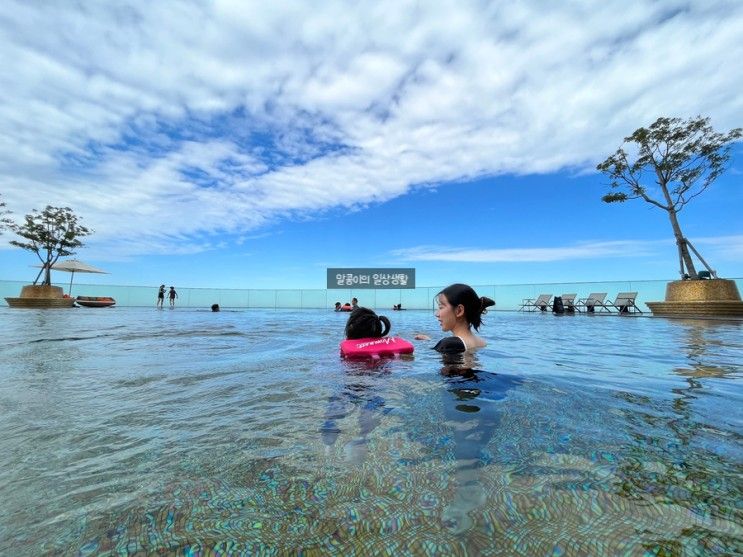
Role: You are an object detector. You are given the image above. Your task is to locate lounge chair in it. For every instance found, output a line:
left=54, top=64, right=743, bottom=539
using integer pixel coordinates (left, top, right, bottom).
left=519, top=293, right=552, bottom=312
left=559, top=293, right=577, bottom=313
left=575, top=292, right=609, bottom=313
left=605, top=292, right=643, bottom=314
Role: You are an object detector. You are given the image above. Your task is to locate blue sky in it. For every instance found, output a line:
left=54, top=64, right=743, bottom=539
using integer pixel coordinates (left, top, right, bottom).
left=1, top=1, right=742, bottom=290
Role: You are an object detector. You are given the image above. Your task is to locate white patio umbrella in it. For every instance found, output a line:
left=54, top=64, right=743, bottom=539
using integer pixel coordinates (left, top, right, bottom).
left=35, top=259, right=109, bottom=295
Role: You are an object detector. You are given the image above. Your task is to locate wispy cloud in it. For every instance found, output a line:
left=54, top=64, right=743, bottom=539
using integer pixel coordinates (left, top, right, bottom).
left=1, top=1, right=741, bottom=255
left=694, top=234, right=743, bottom=261
left=392, top=235, right=743, bottom=264
left=391, top=240, right=665, bottom=263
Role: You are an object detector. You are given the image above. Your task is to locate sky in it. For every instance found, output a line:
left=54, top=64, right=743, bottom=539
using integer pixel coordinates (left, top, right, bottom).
left=0, top=0, right=742, bottom=290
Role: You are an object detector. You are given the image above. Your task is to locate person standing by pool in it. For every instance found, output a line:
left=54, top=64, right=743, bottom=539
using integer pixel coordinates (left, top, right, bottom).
left=415, top=283, right=495, bottom=352
left=351, top=297, right=359, bottom=309
left=157, top=285, right=165, bottom=308
left=168, top=286, right=178, bottom=308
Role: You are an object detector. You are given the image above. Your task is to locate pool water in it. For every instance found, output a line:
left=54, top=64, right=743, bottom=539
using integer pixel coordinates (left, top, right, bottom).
left=0, top=307, right=741, bottom=555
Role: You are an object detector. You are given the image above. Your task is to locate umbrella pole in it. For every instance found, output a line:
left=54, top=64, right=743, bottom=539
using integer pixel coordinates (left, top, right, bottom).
left=69, top=271, right=74, bottom=296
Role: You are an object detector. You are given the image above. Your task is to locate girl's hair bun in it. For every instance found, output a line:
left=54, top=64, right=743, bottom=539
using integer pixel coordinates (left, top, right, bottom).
left=345, top=307, right=391, bottom=339
left=480, top=296, right=495, bottom=313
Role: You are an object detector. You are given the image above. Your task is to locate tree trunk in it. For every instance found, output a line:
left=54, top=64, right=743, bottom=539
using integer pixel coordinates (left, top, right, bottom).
left=667, top=209, right=697, bottom=278
left=657, top=172, right=698, bottom=278
left=43, top=250, right=52, bottom=286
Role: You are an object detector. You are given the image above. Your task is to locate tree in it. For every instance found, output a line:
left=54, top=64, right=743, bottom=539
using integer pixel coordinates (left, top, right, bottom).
left=597, top=116, right=742, bottom=279
left=8, top=206, right=92, bottom=286
left=0, top=193, right=12, bottom=234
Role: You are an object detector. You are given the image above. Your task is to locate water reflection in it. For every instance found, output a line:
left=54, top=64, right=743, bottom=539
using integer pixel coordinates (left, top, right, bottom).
left=613, top=386, right=742, bottom=551
left=319, top=359, right=393, bottom=463
left=672, top=319, right=742, bottom=378
left=3, top=308, right=740, bottom=555
left=436, top=350, right=523, bottom=532
left=610, top=319, right=743, bottom=552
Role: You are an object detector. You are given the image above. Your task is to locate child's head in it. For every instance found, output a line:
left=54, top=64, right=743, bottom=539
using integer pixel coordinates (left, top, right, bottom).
left=334, top=301, right=341, bottom=309
left=437, top=283, right=495, bottom=331
left=345, top=307, right=391, bottom=339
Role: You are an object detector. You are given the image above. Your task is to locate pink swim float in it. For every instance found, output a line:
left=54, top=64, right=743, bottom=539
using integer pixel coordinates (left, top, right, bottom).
left=340, top=336, right=414, bottom=359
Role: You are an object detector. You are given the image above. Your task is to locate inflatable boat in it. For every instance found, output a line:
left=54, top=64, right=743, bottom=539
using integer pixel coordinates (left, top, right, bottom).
left=76, top=296, right=116, bottom=308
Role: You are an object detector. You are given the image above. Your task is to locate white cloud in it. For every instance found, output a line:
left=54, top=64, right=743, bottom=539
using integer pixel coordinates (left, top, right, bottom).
left=694, top=234, right=743, bottom=261
left=0, top=1, right=741, bottom=255
left=391, top=235, right=743, bottom=264
left=391, top=240, right=664, bottom=263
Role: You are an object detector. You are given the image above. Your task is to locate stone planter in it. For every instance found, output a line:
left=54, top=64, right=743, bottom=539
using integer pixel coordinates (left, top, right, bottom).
left=5, top=284, right=75, bottom=308
left=646, top=279, right=743, bottom=318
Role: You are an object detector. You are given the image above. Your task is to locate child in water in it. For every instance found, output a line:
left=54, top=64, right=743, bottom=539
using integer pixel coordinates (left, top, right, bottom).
left=415, top=283, right=495, bottom=353
left=345, top=307, right=390, bottom=339
left=341, top=307, right=413, bottom=359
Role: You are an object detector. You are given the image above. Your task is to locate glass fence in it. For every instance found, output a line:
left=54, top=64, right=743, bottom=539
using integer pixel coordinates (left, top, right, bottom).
left=3, top=278, right=741, bottom=311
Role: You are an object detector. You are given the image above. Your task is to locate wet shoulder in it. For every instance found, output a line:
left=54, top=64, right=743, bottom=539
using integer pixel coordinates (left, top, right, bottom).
left=433, top=336, right=467, bottom=354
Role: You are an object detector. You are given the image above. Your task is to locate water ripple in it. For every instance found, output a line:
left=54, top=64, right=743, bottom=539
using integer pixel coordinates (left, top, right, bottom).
left=0, top=308, right=741, bottom=555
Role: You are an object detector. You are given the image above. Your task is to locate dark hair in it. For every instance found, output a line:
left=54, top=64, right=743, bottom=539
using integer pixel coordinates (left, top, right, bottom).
left=438, top=283, right=495, bottom=331
left=211, top=303, right=220, bottom=312
left=345, top=307, right=391, bottom=339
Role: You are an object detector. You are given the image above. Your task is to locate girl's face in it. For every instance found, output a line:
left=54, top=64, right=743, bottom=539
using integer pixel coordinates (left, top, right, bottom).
left=435, top=294, right=462, bottom=332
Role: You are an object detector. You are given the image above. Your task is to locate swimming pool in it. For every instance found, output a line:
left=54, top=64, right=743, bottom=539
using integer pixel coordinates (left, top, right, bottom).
left=0, top=307, right=741, bottom=555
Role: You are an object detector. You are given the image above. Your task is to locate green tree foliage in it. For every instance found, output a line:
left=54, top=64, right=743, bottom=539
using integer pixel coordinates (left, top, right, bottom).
left=8, top=206, right=92, bottom=286
left=597, top=116, right=741, bottom=278
left=0, top=193, right=12, bottom=233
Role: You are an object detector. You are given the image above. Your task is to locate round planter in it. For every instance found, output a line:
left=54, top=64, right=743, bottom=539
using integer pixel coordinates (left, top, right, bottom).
left=647, top=279, right=743, bottom=318
left=665, top=279, right=741, bottom=302
left=19, top=284, right=65, bottom=299
left=5, top=284, right=75, bottom=308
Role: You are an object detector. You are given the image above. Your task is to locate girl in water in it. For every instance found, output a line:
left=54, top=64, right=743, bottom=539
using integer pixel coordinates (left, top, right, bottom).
left=341, top=307, right=413, bottom=359
left=415, top=283, right=495, bottom=353
left=345, top=307, right=390, bottom=339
